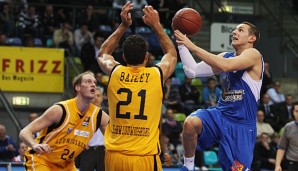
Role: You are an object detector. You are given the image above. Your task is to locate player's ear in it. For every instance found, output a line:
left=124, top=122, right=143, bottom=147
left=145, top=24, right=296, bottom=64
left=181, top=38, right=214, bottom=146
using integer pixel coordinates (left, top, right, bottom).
left=75, top=84, right=81, bottom=92
left=145, top=52, right=149, bottom=61
left=248, top=34, right=256, bottom=44
left=122, top=54, right=127, bottom=62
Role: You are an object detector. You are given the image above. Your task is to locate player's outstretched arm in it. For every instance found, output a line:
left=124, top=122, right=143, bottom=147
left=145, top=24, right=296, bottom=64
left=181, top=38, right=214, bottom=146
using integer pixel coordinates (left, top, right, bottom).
left=174, top=30, right=261, bottom=73
left=142, top=5, right=177, bottom=81
left=97, top=1, right=133, bottom=75
left=19, top=105, right=63, bottom=154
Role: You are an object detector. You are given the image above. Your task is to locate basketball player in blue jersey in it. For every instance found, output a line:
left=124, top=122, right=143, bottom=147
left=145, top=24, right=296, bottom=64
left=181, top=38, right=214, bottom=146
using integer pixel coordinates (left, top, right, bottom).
left=174, top=22, right=263, bottom=171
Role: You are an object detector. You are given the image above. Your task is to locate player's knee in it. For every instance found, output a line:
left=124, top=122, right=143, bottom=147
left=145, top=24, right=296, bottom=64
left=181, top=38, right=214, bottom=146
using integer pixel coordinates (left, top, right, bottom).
left=183, top=116, right=202, bottom=135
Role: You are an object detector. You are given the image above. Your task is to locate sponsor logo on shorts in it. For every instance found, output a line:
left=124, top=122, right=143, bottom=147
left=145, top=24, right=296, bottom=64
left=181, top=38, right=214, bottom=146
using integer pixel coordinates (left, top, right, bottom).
left=231, top=160, right=249, bottom=171
left=74, top=129, right=90, bottom=137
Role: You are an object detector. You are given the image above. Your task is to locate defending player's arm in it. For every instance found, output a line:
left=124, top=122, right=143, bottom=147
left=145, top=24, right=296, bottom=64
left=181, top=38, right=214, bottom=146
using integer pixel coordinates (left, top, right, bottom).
left=19, top=105, right=63, bottom=154
left=142, top=5, right=177, bottom=81
left=97, top=1, right=133, bottom=75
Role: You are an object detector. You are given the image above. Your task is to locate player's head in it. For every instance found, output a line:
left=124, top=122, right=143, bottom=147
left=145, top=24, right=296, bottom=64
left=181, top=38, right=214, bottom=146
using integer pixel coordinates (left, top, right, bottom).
left=241, top=21, right=260, bottom=46
left=122, top=35, right=148, bottom=65
left=72, top=71, right=96, bottom=95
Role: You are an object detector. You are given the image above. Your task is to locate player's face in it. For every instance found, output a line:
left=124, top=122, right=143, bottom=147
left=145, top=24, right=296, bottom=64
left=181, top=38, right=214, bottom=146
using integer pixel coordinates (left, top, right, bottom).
left=231, top=24, right=251, bottom=47
left=79, top=74, right=97, bottom=99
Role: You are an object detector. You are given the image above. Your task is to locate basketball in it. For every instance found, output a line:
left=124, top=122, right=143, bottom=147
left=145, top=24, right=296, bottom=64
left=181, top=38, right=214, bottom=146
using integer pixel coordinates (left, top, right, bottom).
left=172, top=8, right=202, bottom=37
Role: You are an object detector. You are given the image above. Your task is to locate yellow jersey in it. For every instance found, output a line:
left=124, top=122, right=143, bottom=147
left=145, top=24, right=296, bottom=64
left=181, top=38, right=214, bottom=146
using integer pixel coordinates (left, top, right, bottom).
left=105, top=65, right=163, bottom=155
left=25, top=98, right=102, bottom=168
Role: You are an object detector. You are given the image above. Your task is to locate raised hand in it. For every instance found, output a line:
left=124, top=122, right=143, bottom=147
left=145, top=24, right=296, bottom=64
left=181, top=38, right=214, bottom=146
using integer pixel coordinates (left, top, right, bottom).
left=142, top=5, right=160, bottom=29
left=120, top=1, right=133, bottom=27
left=174, top=30, right=196, bottom=51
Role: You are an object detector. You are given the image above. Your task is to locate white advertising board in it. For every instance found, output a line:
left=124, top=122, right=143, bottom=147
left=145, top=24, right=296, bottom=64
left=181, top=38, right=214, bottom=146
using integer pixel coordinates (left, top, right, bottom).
left=210, top=23, right=238, bottom=52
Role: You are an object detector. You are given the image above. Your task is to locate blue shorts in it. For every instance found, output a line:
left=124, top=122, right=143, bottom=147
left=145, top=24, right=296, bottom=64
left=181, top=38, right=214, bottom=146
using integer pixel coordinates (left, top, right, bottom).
left=190, top=107, right=256, bottom=171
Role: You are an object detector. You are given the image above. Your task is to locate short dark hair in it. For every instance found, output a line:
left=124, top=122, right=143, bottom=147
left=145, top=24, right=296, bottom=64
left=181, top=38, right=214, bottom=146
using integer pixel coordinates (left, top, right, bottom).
left=242, top=21, right=260, bottom=46
left=122, top=35, right=148, bottom=65
left=72, top=71, right=94, bottom=95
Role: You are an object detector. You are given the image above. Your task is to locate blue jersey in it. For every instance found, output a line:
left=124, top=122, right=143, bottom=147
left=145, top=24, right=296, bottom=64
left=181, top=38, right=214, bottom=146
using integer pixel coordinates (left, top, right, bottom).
left=216, top=52, right=262, bottom=123
left=191, top=52, right=263, bottom=170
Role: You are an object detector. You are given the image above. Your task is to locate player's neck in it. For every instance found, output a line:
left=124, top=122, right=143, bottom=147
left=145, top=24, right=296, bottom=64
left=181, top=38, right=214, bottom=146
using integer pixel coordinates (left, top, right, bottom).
left=127, top=64, right=145, bottom=68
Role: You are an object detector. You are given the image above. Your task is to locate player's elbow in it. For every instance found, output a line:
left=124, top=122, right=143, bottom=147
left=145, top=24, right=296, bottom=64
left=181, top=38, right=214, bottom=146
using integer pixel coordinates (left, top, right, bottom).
left=167, top=49, right=178, bottom=59
left=183, top=67, right=197, bottom=78
left=19, top=129, right=27, bottom=142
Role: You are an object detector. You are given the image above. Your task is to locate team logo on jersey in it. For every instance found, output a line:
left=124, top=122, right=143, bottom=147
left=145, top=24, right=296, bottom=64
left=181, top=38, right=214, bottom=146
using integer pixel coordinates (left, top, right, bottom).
left=66, top=127, right=73, bottom=134
left=74, top=129, right=90, bottom=137
left=82, top=116, right=90, bottom=126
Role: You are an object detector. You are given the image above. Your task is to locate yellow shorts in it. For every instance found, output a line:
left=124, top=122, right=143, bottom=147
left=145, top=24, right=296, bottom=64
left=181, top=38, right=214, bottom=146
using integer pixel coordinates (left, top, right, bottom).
left=24, top=153, right=77, bottom=171
left=105, top=151, right=162, bottom=171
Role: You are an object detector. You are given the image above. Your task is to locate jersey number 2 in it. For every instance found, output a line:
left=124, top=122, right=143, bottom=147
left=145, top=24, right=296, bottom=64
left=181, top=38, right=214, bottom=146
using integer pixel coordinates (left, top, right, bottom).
left=116, top=88, right=147, bottom=120
left=61, top=149, right=75, bottom=160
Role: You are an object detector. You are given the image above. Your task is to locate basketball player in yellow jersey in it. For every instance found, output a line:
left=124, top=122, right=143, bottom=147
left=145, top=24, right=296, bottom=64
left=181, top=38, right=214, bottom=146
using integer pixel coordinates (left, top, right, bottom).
left=19, top=71, right=109, bottom=171
left=97, top=2, right=177, bottom=171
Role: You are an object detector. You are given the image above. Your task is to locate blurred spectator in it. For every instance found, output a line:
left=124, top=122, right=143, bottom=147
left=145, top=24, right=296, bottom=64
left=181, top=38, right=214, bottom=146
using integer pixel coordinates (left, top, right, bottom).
left=258, top=94, right=274, bottom=120
left=271, top=132, right=280, bottom=151
left=95, top=72, right=108, bottom=108
left=77, top=4, right=98, bottom=33
left=40, top=4, right=59, bottom=42
left=261, top=61, right=273, bottom=97
left=0, top=2, right=14, bottom=36
left=28, top=112, right=39, bottom=123
left=95, top=72, right=107, bottom=93
left=16, top=5, right=40, bottom=41
left=202, top=77, right=221, bottom=107
left=253, top=132, right=276, bottom=171
left=28, top=112, right=39, bottom=138
left=53, top=21, right=74, bottom=54
left=179, top=77, right=201, bottom=115
left=162, top=108, right=183, bottom=148
left=271, top=94, right=294, bottom=129
left=175, top=133, right=184, bottom=165
left=24, top=35, right=34, bottom=47
left=163, top=77, right=182, bottom=112
left=146, top=53, right=156, bottom=67
left=162, top=135, right=178, bottom=166
left=80, top=31, right=104, bottom=73
left=256, top=110, right=275, bottom=138
left=0, top=124, right=18, bottom=162
left=266, top=81, right=285, bottom=105
left=0, top=33, right=8, bottom=45
left=74, top=22, right=94, bottom=56
left=13, top=142, right=27, bottom=163
left=258, top=93, right=280, bottom=132
left=56, top=7, right=67, bottom=23
left=275, top=102, right=298, bottom=171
